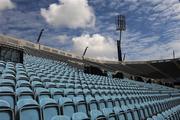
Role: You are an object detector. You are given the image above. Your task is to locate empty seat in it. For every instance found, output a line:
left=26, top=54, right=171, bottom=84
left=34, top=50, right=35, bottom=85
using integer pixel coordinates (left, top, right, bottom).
left=16, top=80, right=31, bottom=88
left=41, top=77, right=50, bottom=82
left=0, top=79, right=15, bottom=90
left=32, top=81, right=44, bottom=88
left=128, top=105, right=140, bottom=120
left=0, top=87, right=15, bottom=109
left=50, top=88, right=64, bottom=102
left=30, top=76, right=41, bottom=82
left=134, top=104, right=146, bottom=120
left=64, top=89, right=75, bottom=99
left=72, top=112, right=89, bottom=120
left=0, top=100, right=14, bottom=120
left=44, top=82, right=56, bottom=88
left=56, top=83, right=66, bottom=89
left=113, top=106, right=126, bottom=120
left=95, top=96, right=106, bottom=110
left=40, top=98, right=59, bottom=120
left=85, top=96, right=99, bottom=111
left=16, top=99, right=42, bottom=120
left=121, top=105, right=134, bottom=120
left=16, top=87, right=34, bottom=100
left=58, top=97, right=75, bottom=118
left=102, top=108, right=116, bottom=120
left=103, top=96, right=114, bottom=108
left=51, top=115, right=70, bottom=120
left=3, top=69, right=15, bottom=76
left=90, top=110, right=106, bottom=120
left=16, top=75, right=29, bottom=81
left=2, top=73, right=15, bottom=80
left=75, top=89, right=84, bottom=98
left=73, top=97, right=88, bottom=115
left=35, top=88, right=51, bottom=102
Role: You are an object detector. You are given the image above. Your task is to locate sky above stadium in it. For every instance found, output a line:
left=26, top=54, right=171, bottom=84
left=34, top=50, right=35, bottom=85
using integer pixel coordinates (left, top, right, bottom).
left=0, top=0, right=180, bottom=61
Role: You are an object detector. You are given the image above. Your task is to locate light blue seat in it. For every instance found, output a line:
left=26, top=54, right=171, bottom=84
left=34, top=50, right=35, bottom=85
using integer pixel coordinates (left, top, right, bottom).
left=37, top=73, right=46, bottom=78
left=0, top=100, right=14, bottom=120
left=56, top=83, right=66, bottom=89
left=30, top=76, right=41, bottom=82
left=141, top=103, right=151, bottom=118
left=102, top=108, right=116, bottom=120
left=40, top=98, right=59, bottom=120
left=95, top=96, right=106, bottom=110
left=51, top=78, right=59, bottom=83
left=72, top=112, right=89, bottom=120
left=90, top=110, right=106, bottom=120
left=0, top=87, right=15, bottom=109
left=16, top=99, right=42, bottom=120
left=103, top=96, right=114, bottom=108
left=64, top=89, right=75, bottom=99
left=156, top=114, right=165, bottom=120
left=44, top=82, right=56, bottom=88
left=58, top=97, right=75, bottom=118
left=85, top=96, right=99, bottom=111
left=83, top=89, right=91, bottom=97
left=16, top=75, right=29, bottom=81
left=16, top=80, right=31, bottom=88
left=0, top=79, right=15, bottom=90
left=75, top=89, right=84, bottom=98
left=51, top=115, right=70, bottom=120
left=75, top=84, right=82, bottom=89
left=128, top=105, right=140, bottom=120
left=134, top=104, right=145, bottom=120
left=113, top=106, right=126, bottom=120
left=35, top=88, right=51, bottom=102
left=50, top=88, right=64, bottom=102
left=16, top=71, right=27, bottom=76
left=147, top=118, right=153, bottom=120
left=32, top=81, right=44, bottom=88
left=2, top=73, right=15, bottom=80
left=3, top=69, right=15, bottom=76
left=121, top=105, right=134, bottom=120
left=111, top=96, right=121, bottom=107
left=28, top=72, right=37, bottom=78
left=73, top=97, right=88, bottom=115
left=16, top=87, right=34, bottom=100
left=41, top=77, right=51, bottom=82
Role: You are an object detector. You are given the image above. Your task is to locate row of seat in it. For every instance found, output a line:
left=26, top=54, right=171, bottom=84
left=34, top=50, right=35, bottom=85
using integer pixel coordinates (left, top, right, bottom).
left=147, top=105, right=180, bottom=120
left=0, top=85, right=170, bottom=109
left=1, top=96, right=180, bottom=120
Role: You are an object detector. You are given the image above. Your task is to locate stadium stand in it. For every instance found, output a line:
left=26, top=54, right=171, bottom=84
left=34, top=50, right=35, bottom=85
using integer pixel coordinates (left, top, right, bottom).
left=0, top=35, right=180, bottom=120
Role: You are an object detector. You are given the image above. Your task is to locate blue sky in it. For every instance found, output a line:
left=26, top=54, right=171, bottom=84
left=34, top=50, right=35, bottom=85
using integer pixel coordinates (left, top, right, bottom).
left=0, top=0, right=180, bottom=61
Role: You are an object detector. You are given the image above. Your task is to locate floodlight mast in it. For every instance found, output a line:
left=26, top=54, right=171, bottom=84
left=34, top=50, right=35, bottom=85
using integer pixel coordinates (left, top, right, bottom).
left=82, top=46, right=88, bottom=59
left=116, top=15, right=126, bottom=61
left=173, top=50, right=175, bottom=59
left=36, top=29, right=44, bottom=50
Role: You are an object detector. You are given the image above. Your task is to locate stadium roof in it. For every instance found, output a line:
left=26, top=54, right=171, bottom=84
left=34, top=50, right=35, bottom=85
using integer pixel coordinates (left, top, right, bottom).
left=85, top=58, right=180, bottom=82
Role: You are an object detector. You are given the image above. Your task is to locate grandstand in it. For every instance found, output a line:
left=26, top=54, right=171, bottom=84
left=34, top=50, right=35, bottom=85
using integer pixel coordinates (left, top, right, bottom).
left=0, top=34, right=180, bottom=120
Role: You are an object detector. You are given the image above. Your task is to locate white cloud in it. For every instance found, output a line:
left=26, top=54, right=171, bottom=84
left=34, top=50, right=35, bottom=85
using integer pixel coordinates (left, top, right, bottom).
left=41, top=0, right=95, bottom=29
left=72, top=34, right=117, bottom=60
left=55, top=35, right=69, bottom=44
left=0, top=0, right=15, bottom=11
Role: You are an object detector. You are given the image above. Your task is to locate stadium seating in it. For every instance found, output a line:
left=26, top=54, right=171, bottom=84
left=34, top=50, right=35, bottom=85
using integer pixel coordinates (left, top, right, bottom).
left=0, top=54, right=180, bottom=120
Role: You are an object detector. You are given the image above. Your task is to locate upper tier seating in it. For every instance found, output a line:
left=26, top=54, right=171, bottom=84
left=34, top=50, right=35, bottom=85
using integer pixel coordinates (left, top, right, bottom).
left=0, top=54, right=180, bottom=120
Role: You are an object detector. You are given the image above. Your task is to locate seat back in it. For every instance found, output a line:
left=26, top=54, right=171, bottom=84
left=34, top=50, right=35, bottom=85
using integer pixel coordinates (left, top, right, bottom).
left=0, top=100, right=14, bottom=120
left=17, top=99, right=42, bottom=120
left=40, top=98, right=59, bottom=120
